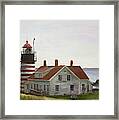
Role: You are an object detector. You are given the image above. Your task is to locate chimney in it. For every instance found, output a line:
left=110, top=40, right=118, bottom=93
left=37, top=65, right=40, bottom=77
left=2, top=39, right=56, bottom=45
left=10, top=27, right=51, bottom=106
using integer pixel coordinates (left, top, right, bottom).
left=43, top=60, right=46, bottom=66
left=70, top=60, right=73, bottom=66
left=55, top=59, right=58, bottom=66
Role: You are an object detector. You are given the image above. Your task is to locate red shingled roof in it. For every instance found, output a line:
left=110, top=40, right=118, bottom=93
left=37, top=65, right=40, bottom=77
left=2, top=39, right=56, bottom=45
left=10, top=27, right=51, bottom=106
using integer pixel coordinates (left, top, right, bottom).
left=68, top=66, right=89, bottom=79
left=36, top=66, right=49, bottom=72
left=43, top=66, right=64, bottom=80
left=28, top=66, right=63, bottom=80
left=28, top=65, right=89, bottom=81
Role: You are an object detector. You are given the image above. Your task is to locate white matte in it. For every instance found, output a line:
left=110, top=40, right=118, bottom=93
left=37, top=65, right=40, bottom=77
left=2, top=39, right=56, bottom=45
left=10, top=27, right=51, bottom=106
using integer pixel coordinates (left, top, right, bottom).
left=5, top=5, right=114, bottom=115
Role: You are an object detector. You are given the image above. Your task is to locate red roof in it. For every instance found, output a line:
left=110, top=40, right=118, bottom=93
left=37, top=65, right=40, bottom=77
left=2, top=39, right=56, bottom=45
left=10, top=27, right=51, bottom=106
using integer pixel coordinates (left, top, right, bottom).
left=36, top=66, right=49, bottom=72
left=43, top=66, right=64, bottom=80
left=68, top=66, right=89, bottom=79
left=28, top=65, right=89, bottom=81
left=22, top=41, right=32, bottom=48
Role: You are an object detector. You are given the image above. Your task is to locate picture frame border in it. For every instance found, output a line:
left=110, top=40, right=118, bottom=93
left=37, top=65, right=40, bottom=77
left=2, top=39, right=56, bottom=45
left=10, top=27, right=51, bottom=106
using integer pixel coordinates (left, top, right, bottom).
left=0, top=0, right=118, bottom=119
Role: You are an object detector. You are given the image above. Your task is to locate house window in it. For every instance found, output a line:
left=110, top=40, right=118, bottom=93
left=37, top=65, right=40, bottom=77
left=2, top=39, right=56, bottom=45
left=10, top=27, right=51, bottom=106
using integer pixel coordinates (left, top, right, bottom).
left=47, top=85, right=49, bottom=91
left=82, top=84, right=86, bottom=93
left=34, top=84, right=38, bottom=90
left=70, top=85, right=74, bottom=91
left=58, top=75, right=62, bottom=81
left=67, top=75, right=70, bottom=81
left=34, top=84, right=35, bottom=89
left=31, top=84, right=33, bottom=89
left=39, top=85, right=42, bottom=90
left=27, top=84, right=29, bottom=89
left=36, top=84, right=38, bottom=90
left=39, top=73, right=42, bottom=78
left=55, top=85, right=59, bottom=91
left=44, top=85, right=46, bottom=91
left=35, top=73, right=40, bottom=78
left=87, top=84, right=89, bottom=92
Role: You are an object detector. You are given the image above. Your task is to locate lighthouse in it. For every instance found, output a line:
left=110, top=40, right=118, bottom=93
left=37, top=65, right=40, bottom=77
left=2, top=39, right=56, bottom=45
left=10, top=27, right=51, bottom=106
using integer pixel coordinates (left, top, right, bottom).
left=20, top=40, right=37, bottom=92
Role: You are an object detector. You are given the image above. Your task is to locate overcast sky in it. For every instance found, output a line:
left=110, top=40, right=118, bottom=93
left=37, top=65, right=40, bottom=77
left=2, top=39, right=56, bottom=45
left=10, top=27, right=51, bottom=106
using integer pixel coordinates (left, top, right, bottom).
left=20, top=20, right=99, bottom=68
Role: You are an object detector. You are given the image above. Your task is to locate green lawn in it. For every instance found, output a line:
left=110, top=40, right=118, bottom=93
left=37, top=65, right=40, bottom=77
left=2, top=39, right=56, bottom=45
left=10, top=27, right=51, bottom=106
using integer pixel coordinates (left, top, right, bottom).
left=49, top=92, right=99, bottom=100
left=77, top=92, right=99, bottom=100
left=20, top=91, right=99, bottom=100
left=20, top=94, right=56, bottom=100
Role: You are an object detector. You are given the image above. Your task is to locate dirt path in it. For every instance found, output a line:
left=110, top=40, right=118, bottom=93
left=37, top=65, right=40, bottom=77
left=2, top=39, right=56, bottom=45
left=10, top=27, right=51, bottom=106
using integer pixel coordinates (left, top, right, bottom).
left=42, top=96, right=56, bottom=100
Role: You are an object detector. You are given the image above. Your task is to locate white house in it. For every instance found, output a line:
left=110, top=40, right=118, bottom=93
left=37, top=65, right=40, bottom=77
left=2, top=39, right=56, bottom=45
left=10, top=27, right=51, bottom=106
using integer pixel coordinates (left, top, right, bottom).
left=23, top=60, right=92, bottom=96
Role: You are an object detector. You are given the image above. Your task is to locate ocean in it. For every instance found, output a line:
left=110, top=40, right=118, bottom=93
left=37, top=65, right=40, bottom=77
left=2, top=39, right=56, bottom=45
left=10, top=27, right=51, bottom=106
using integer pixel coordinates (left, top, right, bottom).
left=83, top=68, right=99, bottom=83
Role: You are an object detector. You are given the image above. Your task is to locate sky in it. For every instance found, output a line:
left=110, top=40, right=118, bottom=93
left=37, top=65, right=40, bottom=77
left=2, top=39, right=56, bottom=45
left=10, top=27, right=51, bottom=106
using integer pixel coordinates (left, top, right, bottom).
left=20, top=20, right=99, bottom=68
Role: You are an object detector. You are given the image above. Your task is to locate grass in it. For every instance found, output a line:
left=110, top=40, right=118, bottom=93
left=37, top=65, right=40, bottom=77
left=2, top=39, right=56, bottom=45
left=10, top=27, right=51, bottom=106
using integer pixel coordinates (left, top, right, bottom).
left=49, top=91, right=99, bottom=100
left=20, top=94, right=56, bottom=100
left=20, top=91, right=99, bottom=100
left=77, top=91, right=99, bottom=100
left=48, top=95, right=70, bottom=99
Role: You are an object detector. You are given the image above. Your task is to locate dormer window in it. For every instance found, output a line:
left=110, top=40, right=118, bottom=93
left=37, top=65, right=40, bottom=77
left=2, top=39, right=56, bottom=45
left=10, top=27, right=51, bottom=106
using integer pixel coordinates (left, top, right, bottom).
left=35, top=73, right=42, bottom=78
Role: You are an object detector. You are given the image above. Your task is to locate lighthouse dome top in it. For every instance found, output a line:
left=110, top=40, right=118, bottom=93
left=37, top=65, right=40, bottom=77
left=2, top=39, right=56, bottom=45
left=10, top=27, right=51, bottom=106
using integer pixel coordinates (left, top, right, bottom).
left=22, top=41, right=32, bottom=48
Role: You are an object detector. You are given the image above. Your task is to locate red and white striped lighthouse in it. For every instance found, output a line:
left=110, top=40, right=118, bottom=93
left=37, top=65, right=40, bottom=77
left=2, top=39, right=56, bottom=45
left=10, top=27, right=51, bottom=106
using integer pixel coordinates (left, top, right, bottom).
left=21, top=40, right=37, bottom=81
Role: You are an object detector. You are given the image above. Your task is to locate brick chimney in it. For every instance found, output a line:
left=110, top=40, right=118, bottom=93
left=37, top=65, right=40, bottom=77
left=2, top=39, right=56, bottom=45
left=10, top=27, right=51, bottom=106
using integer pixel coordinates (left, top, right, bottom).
left=43, top=60, right=46, bottom=66
left=70, top=60, right=73, bottom=66
left=55, top=59, right=58, bottom=66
